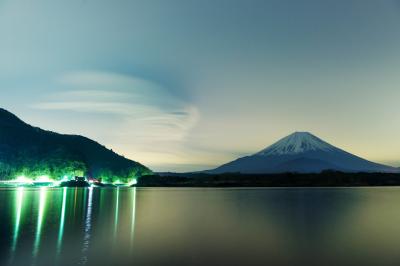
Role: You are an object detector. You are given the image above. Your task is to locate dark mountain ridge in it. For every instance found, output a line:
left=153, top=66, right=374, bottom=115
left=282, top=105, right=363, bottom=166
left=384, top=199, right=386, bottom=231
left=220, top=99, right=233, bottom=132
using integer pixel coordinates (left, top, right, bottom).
left=0, top=108, right=151, bottom=182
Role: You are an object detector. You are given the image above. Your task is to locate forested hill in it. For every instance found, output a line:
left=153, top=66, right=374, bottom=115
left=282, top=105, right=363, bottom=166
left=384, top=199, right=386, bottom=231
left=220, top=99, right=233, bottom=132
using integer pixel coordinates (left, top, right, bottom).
left=0, top=108, right=151, bottom=182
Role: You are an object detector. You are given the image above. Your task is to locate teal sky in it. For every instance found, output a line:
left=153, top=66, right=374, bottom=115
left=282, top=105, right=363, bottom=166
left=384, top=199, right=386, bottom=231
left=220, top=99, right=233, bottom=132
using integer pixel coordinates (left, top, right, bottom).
left=1, top=0, right=400, bottom=171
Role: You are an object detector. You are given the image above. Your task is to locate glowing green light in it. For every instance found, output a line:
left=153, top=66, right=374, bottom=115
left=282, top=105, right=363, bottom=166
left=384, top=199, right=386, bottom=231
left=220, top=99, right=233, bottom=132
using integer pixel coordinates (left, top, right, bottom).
left=3, top=175, right=34, bottom=185
left=16, top=176, right=33, bottom=184
left=113, top=188, right=120, bottom=244
left=113, top=179, right=123, bottom=185
left=33, top=187, right=47, bottom=257
left=112, top=178, right=138, bottom=186
left=129, top=179, right=138, bottom=186
left=35, top=175, right=53, bottom=183
left=11, top=187, right=24, bottom=253
left=54, top=176, right=70, bottom=187
left=57, top=187, right=67, bottom=257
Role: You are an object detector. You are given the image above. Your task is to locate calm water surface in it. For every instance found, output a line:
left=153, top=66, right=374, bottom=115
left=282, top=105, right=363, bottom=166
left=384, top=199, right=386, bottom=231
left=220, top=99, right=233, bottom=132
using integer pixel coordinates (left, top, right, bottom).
left=1, top=187, right=400, bottom=266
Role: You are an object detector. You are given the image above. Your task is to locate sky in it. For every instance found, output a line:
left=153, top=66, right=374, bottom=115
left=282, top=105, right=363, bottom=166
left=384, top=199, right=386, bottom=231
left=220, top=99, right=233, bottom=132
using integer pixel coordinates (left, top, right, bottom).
left=1, top=0, right=400, bottom=172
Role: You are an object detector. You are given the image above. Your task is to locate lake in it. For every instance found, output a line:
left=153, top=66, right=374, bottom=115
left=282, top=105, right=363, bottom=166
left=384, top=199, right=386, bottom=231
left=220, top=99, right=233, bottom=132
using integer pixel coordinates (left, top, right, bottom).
left=1, top=187, right=400, bottom=266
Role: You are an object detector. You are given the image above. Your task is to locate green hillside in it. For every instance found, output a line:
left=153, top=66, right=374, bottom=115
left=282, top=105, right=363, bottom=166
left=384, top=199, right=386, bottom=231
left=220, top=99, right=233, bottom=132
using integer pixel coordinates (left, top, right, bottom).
left=0, top=108, right=151, bottom=183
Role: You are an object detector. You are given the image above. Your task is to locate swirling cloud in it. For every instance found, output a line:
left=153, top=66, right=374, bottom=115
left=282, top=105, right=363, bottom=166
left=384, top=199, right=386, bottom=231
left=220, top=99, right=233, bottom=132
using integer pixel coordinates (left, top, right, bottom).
left=33, top=71, right=199, bottom=167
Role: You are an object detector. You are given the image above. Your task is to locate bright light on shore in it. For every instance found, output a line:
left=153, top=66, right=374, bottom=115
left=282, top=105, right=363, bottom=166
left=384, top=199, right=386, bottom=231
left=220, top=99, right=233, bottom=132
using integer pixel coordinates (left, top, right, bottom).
left=112, top=179, right=137, bottom=186
left=128, top=179, right=138, bottom=186
left=113, top=180, right=123, bottom=185
left=35, top=175, right=53, bottom=183
left=16, top=176, right=33, bottom=184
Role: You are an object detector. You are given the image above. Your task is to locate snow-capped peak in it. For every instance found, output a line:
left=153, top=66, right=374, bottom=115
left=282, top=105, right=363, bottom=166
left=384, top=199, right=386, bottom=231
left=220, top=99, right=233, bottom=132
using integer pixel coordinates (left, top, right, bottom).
left=256, top=132, right=335, bottom=156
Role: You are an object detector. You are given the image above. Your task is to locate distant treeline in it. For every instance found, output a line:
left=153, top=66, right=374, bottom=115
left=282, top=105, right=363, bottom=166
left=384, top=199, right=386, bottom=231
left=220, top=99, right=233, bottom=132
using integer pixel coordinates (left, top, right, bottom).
left=137, top=171, right=400, bottom=187
left=0, top=141, right=151, bottom=182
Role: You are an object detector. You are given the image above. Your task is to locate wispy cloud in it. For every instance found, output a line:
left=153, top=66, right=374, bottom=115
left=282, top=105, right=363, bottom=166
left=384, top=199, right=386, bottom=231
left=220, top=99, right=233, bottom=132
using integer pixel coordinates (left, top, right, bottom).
left=33, top=71, right=199, bottom=166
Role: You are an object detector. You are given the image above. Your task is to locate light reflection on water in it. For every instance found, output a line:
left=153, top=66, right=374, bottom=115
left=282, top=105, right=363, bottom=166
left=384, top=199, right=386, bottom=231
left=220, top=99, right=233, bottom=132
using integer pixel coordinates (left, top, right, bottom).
left=130, top=188, right=136, bottom=249
left=56, top=187, right=67, bottom=258
left=2, top=187, right=400, bottom=266
left=32, top=187, right=47, bottom=260
left=113, top=188, right=120, bottom=247
left=80, top=187, right=93, bottom=265
left=2, top=187, right=137, bottom=266
left=11, top=187, right=24, bottom=253
left=8, top=187, right=24, bottom=265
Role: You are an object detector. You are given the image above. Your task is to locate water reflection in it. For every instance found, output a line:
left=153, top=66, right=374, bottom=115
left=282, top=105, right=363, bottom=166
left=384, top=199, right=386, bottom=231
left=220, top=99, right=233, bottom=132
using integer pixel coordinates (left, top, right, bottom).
left=4, top=187, right=139, bottom=266
left=80, top=187, right=93, bottom=265
left=8, top=187, right=25, bottom=265
left=32, top=187, right=47, bottom=260
left=11, top=187, right=24, bottom=253
left=130, top=188, right=136, bottom=249
left=113, top=188, right=120, bottom=245
left=57, top=188, right=68, bottom=253
left=3, top=187, right=400, bottom=266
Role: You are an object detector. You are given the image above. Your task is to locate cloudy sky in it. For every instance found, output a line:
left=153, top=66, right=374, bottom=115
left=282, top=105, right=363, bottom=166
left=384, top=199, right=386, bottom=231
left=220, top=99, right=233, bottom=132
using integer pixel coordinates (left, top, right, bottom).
left=1, top=0, right=400, bottom=171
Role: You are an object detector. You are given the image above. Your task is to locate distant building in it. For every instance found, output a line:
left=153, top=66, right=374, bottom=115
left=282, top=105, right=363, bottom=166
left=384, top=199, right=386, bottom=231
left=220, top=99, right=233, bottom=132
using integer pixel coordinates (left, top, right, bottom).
left=74, top=176, right=86, bottom=182
left=87, top=177, right=101, bottom=184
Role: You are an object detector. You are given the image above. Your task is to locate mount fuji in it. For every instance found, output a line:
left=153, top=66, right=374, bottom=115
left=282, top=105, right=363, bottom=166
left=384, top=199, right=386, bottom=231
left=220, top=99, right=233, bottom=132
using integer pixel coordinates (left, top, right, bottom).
left=209, top=132, right=399, bottom=174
